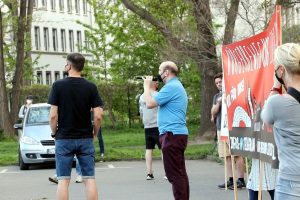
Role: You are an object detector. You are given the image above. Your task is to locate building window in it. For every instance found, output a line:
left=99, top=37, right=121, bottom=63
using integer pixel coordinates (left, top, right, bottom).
left=75, top=0, right=80, bottom=14
left=59, top=0, right=64, bottom=12
left=33, top=0, right=38, bottom=8
left=41, top=0, right=47, bottom=8
left=69, top=30, right=74, bottom=52
left=37, top=71, right=43, bottom=84
left=63, top=71, right=68, bottom=78
left=67, top=0, right=72, bottom=13
left=34, top=26, right=40, bottom=50
left=52, top=28, right=58, bottom=51
left=54, top=71, right=60, bottom=81
left=46, top=71, right=52, bottom=85
left=61, top=29, right=66, bottom=52
left=83, top=0, right=87, bottom=15
left=76, top=31, right=82, bottom=52
left=50, top=0, right=56, bottom=11
left=43, top=27, right=49, bottom=51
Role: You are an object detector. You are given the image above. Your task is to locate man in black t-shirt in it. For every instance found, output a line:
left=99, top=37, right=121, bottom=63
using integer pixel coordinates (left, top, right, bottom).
left=48, top=53, right=103, bottom=200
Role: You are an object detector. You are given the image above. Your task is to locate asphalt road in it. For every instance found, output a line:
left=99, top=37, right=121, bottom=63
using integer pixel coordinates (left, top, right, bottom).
left=0, top=160, right=270, bottom=200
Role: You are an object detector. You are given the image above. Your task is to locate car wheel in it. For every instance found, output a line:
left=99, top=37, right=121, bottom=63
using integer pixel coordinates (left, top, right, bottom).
left=19, top=150, right=29, bottom=170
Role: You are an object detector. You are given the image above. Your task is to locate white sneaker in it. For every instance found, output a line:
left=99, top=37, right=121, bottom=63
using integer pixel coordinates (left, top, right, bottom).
left=75, top=175, right=83, bottom=183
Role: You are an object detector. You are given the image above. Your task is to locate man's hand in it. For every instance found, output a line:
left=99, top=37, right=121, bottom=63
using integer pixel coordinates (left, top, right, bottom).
left=143, top=76, right=152, bottom=91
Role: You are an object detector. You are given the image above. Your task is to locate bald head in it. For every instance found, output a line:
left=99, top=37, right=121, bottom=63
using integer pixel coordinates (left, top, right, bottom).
left=159, top=61, right=178, bottom=75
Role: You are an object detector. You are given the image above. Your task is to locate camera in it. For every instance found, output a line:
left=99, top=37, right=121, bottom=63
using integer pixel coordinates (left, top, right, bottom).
left=135, top=76, right=158, bottom=81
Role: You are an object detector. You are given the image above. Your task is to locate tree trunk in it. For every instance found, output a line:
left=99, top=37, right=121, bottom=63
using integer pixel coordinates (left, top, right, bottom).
left=127, top=84, right=132, bottom=128
left=223, top=0, right=240, bottom=45
left=24, top=0, right=34, bottom=85
left=0, top=11, right=14, bottom=136
left=10, top=0, right=27, bottom=124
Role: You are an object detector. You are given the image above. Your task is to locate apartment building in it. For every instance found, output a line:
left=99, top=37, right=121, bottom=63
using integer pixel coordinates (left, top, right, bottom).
left=31, top=0, right=94, bottom=85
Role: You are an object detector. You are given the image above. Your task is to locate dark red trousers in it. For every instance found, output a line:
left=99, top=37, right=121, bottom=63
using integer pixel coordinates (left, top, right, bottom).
left=160, top=132, right=189, bottom=200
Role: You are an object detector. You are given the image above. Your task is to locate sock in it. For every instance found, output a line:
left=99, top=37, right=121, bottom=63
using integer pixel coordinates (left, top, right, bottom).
left=229, top=177, right=233, bottom=182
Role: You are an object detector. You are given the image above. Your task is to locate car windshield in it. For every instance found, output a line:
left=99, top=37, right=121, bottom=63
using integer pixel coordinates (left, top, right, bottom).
left=26, top=106, right=50, bottom=125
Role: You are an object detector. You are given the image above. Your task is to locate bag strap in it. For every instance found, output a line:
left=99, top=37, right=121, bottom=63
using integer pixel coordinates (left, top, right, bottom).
left=287, top=87, right=300, bottom=104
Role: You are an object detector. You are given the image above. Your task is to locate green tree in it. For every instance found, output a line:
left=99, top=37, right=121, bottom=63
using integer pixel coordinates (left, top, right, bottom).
left=0, top=0, right=34, bottom=136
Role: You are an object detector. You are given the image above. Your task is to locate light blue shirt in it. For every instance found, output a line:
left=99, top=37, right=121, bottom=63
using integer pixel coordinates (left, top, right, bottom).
left=153, top=77, right=188, bottom=135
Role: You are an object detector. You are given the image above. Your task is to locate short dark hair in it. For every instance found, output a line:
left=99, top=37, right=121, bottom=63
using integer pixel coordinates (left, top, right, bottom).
left=67, top=53, right=85, bottom=72
left=214, top=72, right=223, bottom=81
left=26, top=95, right=33, bottom=100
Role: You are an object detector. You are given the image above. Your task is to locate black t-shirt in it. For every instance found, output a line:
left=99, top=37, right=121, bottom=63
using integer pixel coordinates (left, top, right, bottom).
left=48, top=77, right=103, bottom=139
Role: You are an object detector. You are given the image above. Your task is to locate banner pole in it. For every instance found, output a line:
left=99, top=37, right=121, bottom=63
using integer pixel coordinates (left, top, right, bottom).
left=258, top=160, right=263, bottom=200
left=231, top=155, right=238, bottom=200
left=224, top=141, right=228, bottom=190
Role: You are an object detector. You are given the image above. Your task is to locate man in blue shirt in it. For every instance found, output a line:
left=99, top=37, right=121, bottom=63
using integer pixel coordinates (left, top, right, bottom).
left=143, top=61, right=189, bottom=200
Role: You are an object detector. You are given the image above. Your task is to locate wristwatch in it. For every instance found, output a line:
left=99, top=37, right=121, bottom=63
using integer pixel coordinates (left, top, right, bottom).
left=51, top=132, right=56, bottom=138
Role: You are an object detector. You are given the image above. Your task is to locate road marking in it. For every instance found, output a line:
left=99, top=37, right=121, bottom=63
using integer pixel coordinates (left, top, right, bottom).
left=0, top=169, right=7, bottom=173
left=108, top=164, right=115, bottom=169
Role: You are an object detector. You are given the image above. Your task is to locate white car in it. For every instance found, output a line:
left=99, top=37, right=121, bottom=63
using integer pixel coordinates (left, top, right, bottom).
left=14, top=103, right=55, bottom=170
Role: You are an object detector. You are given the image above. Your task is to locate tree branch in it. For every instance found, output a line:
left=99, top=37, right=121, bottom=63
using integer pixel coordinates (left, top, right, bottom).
left=121, top=0, right=198, bottom=59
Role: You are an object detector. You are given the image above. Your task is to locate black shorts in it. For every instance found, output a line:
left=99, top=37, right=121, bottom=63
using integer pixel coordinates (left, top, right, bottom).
left=145, top=127, right=161, bottom=150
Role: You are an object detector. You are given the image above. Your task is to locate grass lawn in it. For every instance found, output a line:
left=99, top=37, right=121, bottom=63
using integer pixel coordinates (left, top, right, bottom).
left=0, top=124, right=215, bottom=166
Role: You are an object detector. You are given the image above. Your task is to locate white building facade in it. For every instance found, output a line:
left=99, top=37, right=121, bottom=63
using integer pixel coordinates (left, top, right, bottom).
left=31, top=0, right=95, bottom=85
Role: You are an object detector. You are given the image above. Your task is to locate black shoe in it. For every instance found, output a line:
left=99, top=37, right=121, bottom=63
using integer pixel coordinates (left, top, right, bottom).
left=48, top=176, right=58, bottom=184
left=146, top=174, right=154, bottom=180
left=218, top=180, right=233, bottom=189
left=229, top=179, right=246, bottom=190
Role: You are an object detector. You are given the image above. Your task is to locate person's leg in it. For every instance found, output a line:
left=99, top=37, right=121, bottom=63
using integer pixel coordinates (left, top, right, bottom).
left=97, top=127, right=105, bottom=155
left=84, top=179, right=98, bottom=200
left=268, top=190, right=275, bottom=200
left=248, top=189, right=259, bottom=200
left=55, top=139, right=74, bottom=200
left=76, top=157, right=82, bottom=176
left=145, top=149, right=153, bottom=175
left=57, top=179, right=70, bottom=200
left=160, top=133, right=189, bottom=200
left=236, top=156, right=245, bottom=178
left=77, top=138, right=98, bottom=200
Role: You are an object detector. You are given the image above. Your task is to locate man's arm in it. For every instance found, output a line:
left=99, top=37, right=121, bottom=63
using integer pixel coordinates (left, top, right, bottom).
left=211, top=97, right=222, bottom=118
left=143, top=76, right=158, bottom=109
left=49, top=105, right=58, bottom=136
left=93, top=106, right=103, bottom=137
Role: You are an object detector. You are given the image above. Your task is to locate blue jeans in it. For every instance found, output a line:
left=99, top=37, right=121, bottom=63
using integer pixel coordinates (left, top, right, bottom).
left=97, top=127, right=105, bottom=154
left=248, top=189, right=274, bottom=200
left=275, top=177, right=300, bottom=200
left=55, top=138, right=95, bottom=180
left=75, top=157, right=81, bottom=176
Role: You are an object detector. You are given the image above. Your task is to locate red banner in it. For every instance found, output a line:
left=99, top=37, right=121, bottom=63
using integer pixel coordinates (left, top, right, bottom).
left=222, top=6, right=281, bottom=131
left=221, top=6, right=281, bottom=164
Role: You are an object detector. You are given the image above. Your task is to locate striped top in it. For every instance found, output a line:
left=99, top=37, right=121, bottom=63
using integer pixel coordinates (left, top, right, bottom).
left=247, top=159, right=278, bottom=191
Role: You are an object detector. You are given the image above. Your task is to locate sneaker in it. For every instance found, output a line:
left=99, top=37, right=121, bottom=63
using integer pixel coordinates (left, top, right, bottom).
left=163, top=175, right=168, bottom=180
left=146, top=174, right=154, bottom=180
left=75, top=175, right=83, bottom=183
left=48, top=176, right=58, bottom=184
left=218, top=180, right=233, bottom=189
left=229, top=179, right=246, bottom=190
left=100, top=153, right=105, bottom=162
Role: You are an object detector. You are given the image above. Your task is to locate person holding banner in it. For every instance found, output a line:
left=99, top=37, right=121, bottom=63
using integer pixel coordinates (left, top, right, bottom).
left=211, top=73, right=246, bottom=190
left=262, top=43, right=300, bottom=200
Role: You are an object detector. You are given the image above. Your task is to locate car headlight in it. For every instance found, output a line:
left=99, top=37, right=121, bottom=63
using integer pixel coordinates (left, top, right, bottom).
left=20, top=136, right=40, bottom=145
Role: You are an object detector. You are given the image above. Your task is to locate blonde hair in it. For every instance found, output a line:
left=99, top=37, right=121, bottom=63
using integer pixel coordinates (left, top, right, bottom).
left=274, top=43, right=300, bottom=75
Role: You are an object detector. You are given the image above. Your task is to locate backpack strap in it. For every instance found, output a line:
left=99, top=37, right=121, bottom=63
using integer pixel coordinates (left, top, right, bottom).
left=287, top=87, right=300, bottom=104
